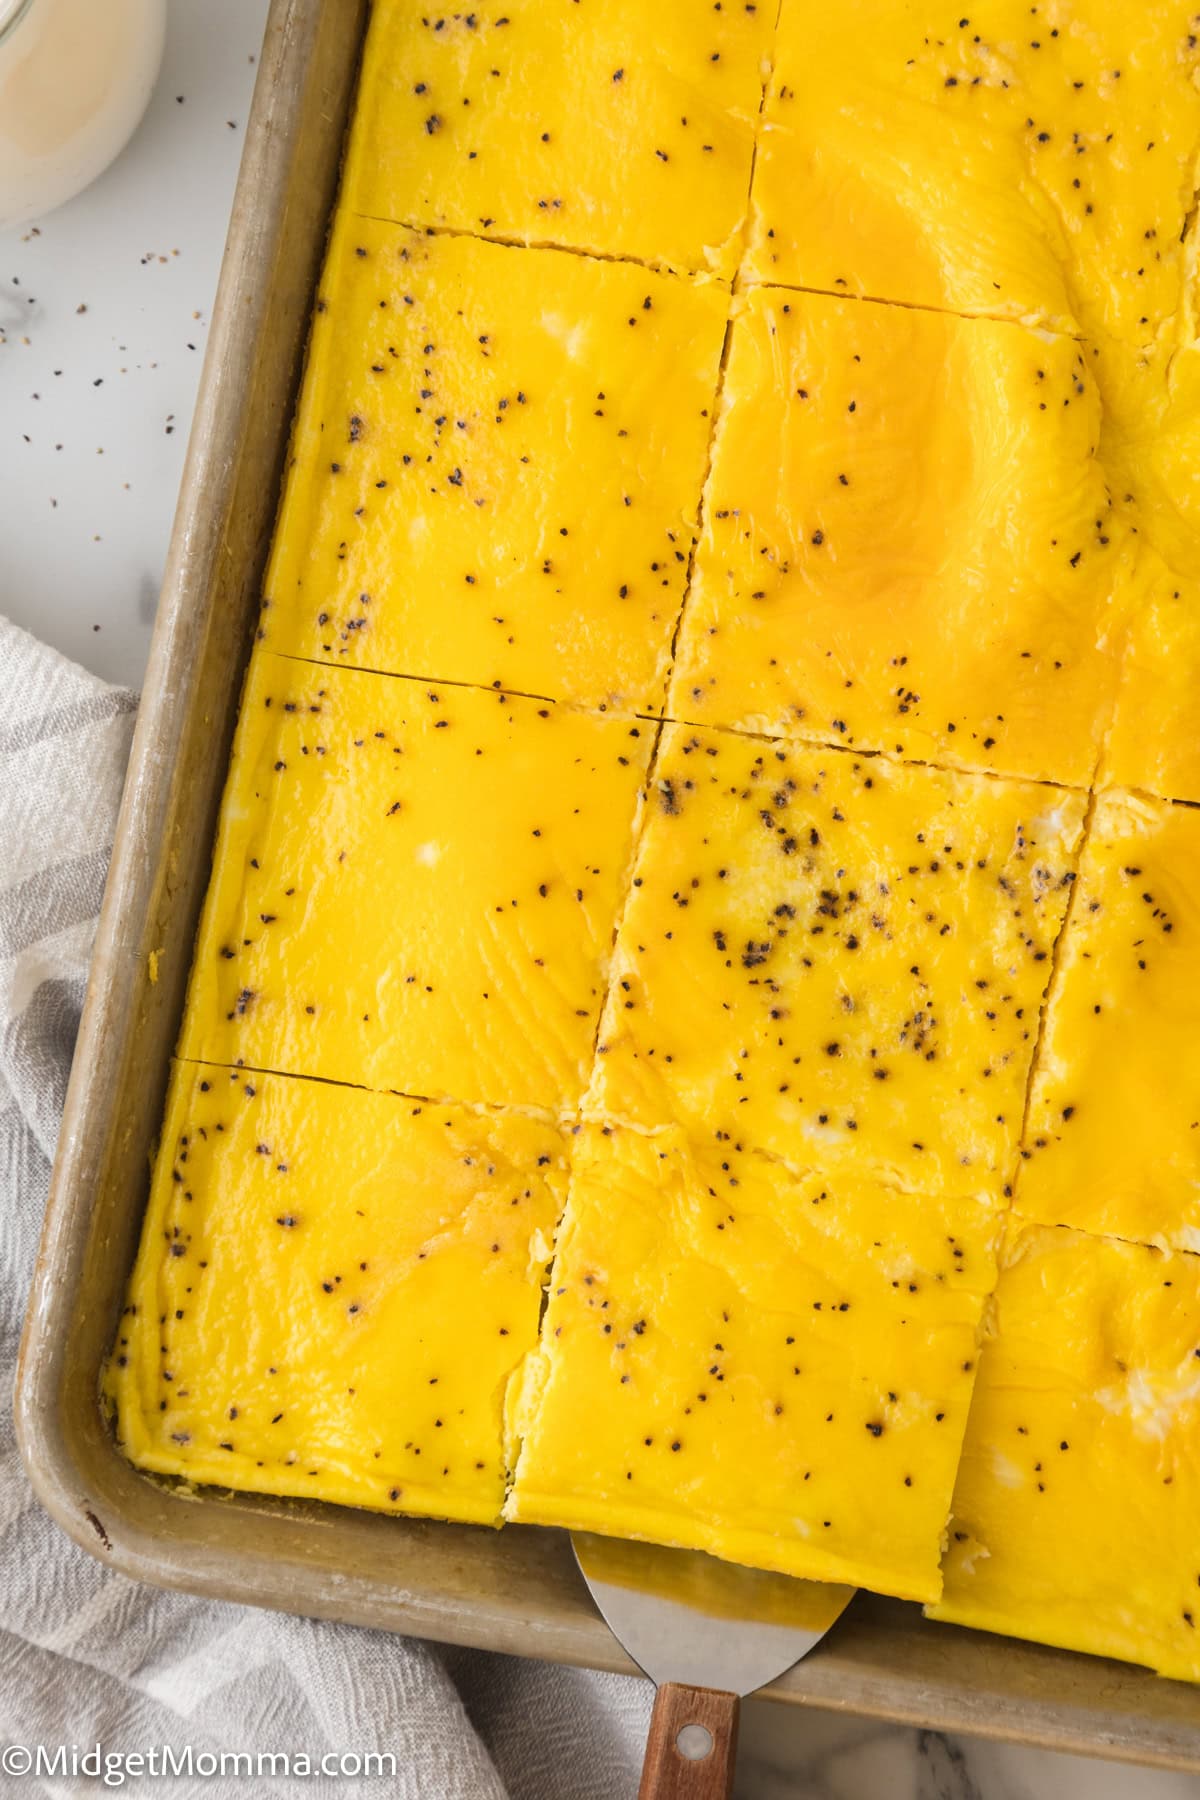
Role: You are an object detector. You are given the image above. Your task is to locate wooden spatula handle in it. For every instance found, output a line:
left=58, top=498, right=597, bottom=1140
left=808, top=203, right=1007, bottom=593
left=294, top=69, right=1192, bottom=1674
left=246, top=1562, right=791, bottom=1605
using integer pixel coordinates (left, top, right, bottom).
left=638, top=1682, right=740, bottom=1799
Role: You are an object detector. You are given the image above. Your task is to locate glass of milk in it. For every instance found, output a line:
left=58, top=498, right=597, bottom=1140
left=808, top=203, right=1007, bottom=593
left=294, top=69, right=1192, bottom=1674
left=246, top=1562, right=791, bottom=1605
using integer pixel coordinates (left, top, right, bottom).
left=0, top=0, right=167, bottom=230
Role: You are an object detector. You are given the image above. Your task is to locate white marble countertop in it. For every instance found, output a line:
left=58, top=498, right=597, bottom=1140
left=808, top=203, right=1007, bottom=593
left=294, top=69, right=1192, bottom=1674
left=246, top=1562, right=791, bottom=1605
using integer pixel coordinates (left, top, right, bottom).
left=0, top=0, right=264, bottom=686
left=0, top=4, right=1196, bottom=1796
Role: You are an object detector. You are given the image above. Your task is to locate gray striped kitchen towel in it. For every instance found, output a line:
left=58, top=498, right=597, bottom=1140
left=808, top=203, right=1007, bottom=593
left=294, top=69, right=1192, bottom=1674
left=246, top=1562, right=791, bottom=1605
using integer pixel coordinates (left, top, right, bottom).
left=0, top=614, right=651, bottom=1797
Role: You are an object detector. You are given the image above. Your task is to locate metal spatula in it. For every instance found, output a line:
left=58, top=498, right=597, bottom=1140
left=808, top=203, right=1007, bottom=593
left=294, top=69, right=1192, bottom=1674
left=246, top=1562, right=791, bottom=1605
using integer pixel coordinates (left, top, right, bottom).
left=573, top=1532, right=855, bottom=1799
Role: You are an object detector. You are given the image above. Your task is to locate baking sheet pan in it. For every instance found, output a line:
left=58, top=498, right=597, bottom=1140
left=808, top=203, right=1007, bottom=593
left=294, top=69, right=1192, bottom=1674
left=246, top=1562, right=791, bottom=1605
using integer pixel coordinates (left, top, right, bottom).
left=15, top=0, right=1200, bottom=1767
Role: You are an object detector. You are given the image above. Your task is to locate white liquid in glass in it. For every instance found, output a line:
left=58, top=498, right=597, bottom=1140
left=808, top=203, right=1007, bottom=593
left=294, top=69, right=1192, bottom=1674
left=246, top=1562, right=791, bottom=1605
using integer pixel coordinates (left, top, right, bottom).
left=0, top=0, right=167, bottom=229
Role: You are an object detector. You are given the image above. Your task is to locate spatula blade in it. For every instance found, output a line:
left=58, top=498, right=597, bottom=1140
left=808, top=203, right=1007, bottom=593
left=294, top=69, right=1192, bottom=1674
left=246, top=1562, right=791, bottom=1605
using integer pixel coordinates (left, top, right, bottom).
left=572, top=1530, right=854, bottom=1697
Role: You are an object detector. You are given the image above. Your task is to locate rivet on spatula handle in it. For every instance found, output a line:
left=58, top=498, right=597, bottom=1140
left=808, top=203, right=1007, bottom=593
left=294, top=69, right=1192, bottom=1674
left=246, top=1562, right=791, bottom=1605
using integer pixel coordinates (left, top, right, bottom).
left=637, top=1682, right=740, bottom=1800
